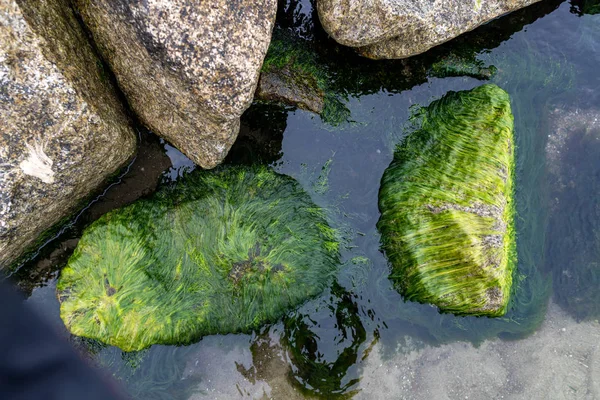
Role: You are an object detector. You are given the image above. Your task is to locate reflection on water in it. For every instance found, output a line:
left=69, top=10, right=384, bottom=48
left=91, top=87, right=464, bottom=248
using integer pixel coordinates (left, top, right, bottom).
left=13, top=0, right=600, bottom=398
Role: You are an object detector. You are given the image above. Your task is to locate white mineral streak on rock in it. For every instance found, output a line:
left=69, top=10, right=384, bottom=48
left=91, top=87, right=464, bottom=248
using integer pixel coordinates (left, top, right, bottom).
left=0, top=0, right=136, bottom=268
left=19, top=141, right=55, bottom=184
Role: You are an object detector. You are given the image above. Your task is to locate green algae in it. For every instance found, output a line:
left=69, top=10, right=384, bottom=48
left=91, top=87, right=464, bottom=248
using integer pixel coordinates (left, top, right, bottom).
left=260, top=29, right=350, bottom=125
left=57, top=165, right=340, bottom=351
left=282, top=283, right=366, bottom=399
left=429, top=53, right=497, bottom=80
left=571, top=0, right=600, bottom=15
left=377, top=84, right=516, bottom=317
left=255, top=0, right=561, bottom=127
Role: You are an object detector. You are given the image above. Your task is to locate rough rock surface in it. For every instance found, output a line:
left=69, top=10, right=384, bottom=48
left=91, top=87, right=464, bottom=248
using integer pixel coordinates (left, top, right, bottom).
left=317, top=0, right=542, bottom=59
left=74, top=0, right=277, bottom=168
left=0, top=0, right=136, bottom=269
left=256, top=66, right=325, bottom=114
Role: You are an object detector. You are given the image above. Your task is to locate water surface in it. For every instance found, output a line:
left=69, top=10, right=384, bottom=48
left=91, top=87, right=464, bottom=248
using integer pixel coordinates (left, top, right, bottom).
left=14, top=1, right=600, bottom=398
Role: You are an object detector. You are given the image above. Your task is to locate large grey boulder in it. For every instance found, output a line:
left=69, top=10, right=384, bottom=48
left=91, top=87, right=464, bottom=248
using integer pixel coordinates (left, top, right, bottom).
left=317, top=0, right=542, bottom=59
left=74, top=0, right=277, bottom=168
left=0, top=0, right=137, bottom=269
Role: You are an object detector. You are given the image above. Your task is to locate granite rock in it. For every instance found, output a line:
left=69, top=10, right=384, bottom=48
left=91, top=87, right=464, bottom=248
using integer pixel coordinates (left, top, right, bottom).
left=74, top=0, right=277, bottom=168
left=0, top=0, right=136, bottom=269
left=317, top=0, right=542, bottom=59
left=256, top=66, right=325, bottom=114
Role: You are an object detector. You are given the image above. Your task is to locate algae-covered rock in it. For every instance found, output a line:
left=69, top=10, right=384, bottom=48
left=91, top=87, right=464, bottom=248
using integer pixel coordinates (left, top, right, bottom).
left=0, top=0, right=136, bottom=269
left=429, top=53, right=498, bottom=80
left=317, top=0, right=542, bottom=59
left=256, top=26, right=501, bottom=125
left=256, top=29, right=350, bottom=125
left=57, top=166, right=340, bottom=351
left=377, top=84, right=516, bottom=316
left=73, top=0, right=276, bottom=168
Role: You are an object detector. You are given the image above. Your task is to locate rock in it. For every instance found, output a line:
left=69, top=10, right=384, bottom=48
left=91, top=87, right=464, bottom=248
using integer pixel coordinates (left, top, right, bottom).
left=377, top=84, right=515, bottom=316
left=256, top=29, right=329, bottom=117
left=429, top=53, right=497, bottom=80
left=257, top=66, right=325, bottom=115
left=317, top=0, right=542, bottom=59
left=73, top=0, right=277, bottom=169
left=0, top=0, right=137, bottom=270
left=57, top=165, right=340, bottom=351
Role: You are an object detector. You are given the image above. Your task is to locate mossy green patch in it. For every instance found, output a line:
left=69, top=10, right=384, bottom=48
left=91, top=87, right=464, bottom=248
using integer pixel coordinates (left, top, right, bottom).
left=57, top=165, right=340, bottom=351
left=260, top=29, right=350, bottom=125
left=429, top=53, right=497, bottom=80
left=377, top=84, right=516, bottom=317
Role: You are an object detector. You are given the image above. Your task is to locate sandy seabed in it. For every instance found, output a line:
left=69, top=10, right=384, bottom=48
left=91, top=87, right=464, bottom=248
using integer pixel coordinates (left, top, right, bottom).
left=185, top=301, right=599, bottom=400
left=357, top=302, right=600, bottom=400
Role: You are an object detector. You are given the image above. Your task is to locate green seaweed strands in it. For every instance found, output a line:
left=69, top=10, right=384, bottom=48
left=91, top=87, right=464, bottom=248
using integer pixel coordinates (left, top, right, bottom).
left=377, top=84, right=516, bottom=317
left=57, top=165, right=340, bottom=351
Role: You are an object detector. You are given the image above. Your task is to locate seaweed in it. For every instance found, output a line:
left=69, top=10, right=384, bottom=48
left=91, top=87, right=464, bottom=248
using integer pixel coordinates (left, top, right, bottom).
left=282, top=283, right=366, bottom=399
left=571, top=0, right=600, bottom=15
left=377, top=84, right=516, bottom=316
left=429, top=53, right=497, bottom=80
left=57, top=165, right=340, bottom=351
left=259, top=28, right=351, bottom=125
left=254, top=0, right=562, bottom=127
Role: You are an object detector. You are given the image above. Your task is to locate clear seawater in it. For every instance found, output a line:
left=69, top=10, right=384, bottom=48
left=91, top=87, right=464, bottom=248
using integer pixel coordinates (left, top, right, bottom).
left=12, top=1, right=600, bottom=398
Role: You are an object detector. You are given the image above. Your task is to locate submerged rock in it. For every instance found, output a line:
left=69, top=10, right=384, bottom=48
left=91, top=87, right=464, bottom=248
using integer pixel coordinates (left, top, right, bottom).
left=429, top=53, right=497, bottom=80
left=57, top=165, right=340, bottom=351
left=544, top=106, right=600, bottom=320
left=377, top=84, right=516, bottom=316
left=256, top=29, right=350, bottom=125
left=256, top=26, right=501, bottom=125
left=0, top=0, right=136, bottom=269
left=74, top=0, right=277, bottom=168
left=317, top=0, right=542, bottom=59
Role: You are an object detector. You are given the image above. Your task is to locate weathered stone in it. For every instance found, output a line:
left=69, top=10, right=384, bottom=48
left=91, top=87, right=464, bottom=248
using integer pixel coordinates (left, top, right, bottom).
left=256, top=66, right=325, bottom=114
left=317, top=0, right=542, bottom=59
left=0, top=0, right=137, bottom=269
left=74, top=0, right=277, bottom=168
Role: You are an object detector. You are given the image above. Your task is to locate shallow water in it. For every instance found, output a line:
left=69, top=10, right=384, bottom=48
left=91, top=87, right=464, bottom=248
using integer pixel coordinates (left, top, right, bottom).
left=12, top=1, right=600, bottom=398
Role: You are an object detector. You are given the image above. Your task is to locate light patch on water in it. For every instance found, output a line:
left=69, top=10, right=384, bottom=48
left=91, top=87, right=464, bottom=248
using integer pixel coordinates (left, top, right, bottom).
left=357, top=302, right=600, bottom=400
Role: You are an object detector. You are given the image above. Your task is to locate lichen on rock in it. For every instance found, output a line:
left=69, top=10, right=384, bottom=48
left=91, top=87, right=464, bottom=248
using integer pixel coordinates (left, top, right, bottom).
left=57, top=165, right=340, bottom=351
left=377, top=84, right=516, bottom=316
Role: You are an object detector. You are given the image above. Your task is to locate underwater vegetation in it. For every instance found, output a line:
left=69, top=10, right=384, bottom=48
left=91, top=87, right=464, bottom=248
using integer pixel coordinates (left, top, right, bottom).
left=377, top=84, right=516, bottom=317
left=282, top=283, right=366, bottom=399
left=571, top=0, right=600, bottom=15
left=428, top=53, right=497, bottom=80
left=254, top=0, right=563, bottom=128
left=257, top=28, right=499, bottom=126
left=259, top=28, right=351, bottom=125
left=57, top=165, right=340, bottom=351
